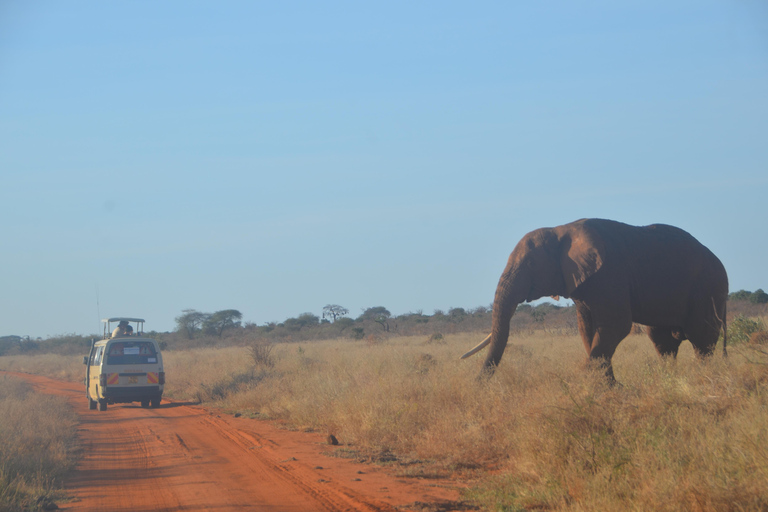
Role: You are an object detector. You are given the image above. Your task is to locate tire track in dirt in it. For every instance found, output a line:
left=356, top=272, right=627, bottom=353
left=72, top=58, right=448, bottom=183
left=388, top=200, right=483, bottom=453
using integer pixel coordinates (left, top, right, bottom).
left=199, top=413, right=392, bottom=512
left=5, top=371, right=467, bottom=511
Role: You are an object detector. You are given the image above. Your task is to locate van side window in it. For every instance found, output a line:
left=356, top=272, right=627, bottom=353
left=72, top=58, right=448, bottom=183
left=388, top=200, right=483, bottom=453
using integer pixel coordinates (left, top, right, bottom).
left=92, top=346, right=104, bottom=366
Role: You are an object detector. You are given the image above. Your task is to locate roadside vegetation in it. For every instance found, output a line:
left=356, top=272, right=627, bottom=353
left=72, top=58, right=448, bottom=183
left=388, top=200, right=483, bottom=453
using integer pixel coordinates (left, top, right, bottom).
left=0, top=375, right=79, bottom=512
left=1, top=294, right=766, bottom=510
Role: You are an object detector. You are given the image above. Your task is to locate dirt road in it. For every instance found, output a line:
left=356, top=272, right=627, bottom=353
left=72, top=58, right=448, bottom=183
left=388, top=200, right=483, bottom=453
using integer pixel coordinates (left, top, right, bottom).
left=7, top=372, right=467, bottom=512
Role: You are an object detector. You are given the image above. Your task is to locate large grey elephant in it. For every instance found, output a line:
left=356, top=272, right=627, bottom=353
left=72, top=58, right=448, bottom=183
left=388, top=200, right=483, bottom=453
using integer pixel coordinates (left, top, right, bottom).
left=462, top=218, right=728, bottom=381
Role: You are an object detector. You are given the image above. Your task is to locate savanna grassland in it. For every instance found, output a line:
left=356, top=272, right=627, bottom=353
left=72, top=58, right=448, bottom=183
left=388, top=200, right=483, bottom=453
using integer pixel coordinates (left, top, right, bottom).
left=163, top=327, right=768, bottom=511
left=0, top=375, right=79, bottom=512
left=2, top=303, right=767, bottom=511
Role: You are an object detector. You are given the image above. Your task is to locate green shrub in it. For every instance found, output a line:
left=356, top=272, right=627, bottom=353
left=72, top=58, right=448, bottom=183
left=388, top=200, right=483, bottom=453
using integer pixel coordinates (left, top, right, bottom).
left=728, top=315, right=766, bottom=345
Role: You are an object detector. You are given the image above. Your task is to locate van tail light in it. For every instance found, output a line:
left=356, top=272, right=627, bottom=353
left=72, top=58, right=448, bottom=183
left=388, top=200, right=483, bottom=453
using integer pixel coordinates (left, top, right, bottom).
left=99, top=374, right=107, bottom=387
left=158, top=372, right=165, bottom=385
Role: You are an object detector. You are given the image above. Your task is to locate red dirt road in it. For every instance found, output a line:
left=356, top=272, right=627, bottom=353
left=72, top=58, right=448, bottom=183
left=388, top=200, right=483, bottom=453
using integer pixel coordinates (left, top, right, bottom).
left=7, top=371, right=466, bottom=512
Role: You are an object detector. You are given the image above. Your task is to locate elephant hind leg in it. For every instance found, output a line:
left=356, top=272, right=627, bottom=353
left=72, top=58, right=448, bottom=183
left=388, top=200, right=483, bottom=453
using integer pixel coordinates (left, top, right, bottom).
left=647, top=326, right=683, bottom=358
left=685, top=322, right=720, bottom=358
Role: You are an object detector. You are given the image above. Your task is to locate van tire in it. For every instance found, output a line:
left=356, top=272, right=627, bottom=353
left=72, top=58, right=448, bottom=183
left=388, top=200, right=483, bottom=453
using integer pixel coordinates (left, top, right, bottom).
left=150, top=398, right=160, bottom=408
left=88, top=397, right=98, bottom=410
left=98, top=400, right=107, bottom=412
left=140, top=400, right=149, bottom=408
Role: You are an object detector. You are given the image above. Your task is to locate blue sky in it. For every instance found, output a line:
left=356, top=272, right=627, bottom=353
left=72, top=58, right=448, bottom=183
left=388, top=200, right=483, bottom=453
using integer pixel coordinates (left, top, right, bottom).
left=1, top=1, right=767, bottom=338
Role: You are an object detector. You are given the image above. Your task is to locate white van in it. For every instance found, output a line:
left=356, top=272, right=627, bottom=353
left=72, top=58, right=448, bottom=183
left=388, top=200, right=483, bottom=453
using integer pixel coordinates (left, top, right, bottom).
left=84, top=317, right=165, bottom=411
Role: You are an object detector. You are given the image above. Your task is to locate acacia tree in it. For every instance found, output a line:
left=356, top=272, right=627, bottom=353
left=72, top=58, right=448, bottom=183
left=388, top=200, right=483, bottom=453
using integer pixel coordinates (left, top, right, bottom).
left=203, top=309, right=243, bottom=337
left=283, top=313, right=319, bottom=331
left=322, top=304, right=349, bottom=323
left=360, top=306, right=391, bottom=332
left=175, top=309, right=209, bottom=339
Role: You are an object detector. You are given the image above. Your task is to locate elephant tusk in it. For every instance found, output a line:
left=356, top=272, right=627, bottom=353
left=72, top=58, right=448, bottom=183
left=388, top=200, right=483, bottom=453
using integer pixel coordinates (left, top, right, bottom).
left=460, top=334, right=492, bottom=359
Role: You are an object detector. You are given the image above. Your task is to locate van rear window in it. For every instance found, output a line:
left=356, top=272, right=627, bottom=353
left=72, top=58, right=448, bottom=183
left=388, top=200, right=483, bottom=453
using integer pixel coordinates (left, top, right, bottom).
left=106, top=342, right=158, bottom=365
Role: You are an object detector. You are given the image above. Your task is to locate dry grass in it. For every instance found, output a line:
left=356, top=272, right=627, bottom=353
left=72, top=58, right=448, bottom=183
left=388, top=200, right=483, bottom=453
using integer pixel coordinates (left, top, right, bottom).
left=0, top=375, right=79, bottom=511
left=3, top=326, right=768, bottom=511
left=208, top=332, right=768, bottom=511
left=0, top=353, right=84, bottom=382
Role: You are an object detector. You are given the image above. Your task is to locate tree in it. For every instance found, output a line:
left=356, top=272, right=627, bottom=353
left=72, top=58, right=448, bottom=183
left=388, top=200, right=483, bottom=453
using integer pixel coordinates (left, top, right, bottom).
left=203, top=309, right=243, bottom=337
left=322, top=304, right=349, bottom=323
left=750, top=289, right=768, bottom=304
left=729, top=290, right=752, bottom=301
left=283, top=312, right=320, bottom=331
left=729, top=289, right=768, bottom=304
left=175, top=309, right=209, bottom=339
left=360, top=306, right=391, bottom=332
left=334, top=317, right=354, bottom=331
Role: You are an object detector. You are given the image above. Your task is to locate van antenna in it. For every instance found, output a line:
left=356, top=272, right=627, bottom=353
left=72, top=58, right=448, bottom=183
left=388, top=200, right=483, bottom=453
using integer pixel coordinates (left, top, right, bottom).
left=95, top=284, right=101, bottom=333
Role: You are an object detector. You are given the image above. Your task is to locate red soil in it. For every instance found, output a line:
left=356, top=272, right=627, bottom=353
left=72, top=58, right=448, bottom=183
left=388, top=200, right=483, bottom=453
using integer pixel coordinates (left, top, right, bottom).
left=6, top=371, right=469, bottom=511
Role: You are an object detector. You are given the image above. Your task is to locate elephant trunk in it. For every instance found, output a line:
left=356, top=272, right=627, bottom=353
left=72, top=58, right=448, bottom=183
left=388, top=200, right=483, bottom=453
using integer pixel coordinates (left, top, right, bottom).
left=481, top=268, right=531, bottom=372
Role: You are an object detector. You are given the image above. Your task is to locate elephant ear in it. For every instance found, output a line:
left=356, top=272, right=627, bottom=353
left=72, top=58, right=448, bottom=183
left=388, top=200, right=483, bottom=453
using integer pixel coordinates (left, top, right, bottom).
left=560, top=225, right=606, bottom=296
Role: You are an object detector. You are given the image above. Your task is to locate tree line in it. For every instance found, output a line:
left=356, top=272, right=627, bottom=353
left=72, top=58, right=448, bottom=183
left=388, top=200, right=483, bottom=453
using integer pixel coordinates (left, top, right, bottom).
left=174, top=309, right=243, bottom=339
left=1, top=291, right=765, bottom=356
left=171, top=290, right=768, bottom=346
left=729, top=289, right=768, bottom=304
left=169, top=302, right=582, bottom=346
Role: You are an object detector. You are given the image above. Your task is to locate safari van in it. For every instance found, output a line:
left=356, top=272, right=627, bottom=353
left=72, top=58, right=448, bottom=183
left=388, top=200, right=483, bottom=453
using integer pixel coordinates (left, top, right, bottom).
left=84, top=317, right=165, bottom=411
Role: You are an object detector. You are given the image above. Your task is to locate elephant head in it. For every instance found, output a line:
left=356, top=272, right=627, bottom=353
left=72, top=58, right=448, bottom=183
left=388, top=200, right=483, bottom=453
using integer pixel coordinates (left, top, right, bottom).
left=462, top=220, right=606, bottom=371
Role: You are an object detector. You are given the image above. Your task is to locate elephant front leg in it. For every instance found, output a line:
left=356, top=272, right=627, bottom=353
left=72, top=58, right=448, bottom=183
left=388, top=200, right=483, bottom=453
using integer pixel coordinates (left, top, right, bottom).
left=586, top=334, right=620, bottom=383
left=575, top=302, right=630, bottom=383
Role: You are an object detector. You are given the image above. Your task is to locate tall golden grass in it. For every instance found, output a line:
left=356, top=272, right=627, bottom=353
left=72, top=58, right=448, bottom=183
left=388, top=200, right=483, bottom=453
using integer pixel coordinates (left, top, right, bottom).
left=3, top=326, right=767, bottom=510
left=163, top=331, right=768, bottom=511
left=0, top=375, right=79, bottom=511
left=0, top=353, right=84, bottom=382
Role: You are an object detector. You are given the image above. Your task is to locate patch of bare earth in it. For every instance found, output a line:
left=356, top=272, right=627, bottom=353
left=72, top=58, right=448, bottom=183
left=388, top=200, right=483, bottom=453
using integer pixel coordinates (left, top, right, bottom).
left=5, top=371, right=473, bottom=512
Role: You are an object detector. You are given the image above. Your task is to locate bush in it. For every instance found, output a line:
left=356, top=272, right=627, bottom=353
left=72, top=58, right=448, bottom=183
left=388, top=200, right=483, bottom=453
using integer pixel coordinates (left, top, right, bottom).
left=426, top=333, right=445, bottom=344
left=248, top=340, right=275, bottom=368
left=728, top=315, right=766, bottom=345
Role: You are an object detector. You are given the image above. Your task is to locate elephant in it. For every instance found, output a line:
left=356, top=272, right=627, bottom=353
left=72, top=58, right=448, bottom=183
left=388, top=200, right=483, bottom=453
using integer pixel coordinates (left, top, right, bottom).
left=461, top=218, right=728, bottom=382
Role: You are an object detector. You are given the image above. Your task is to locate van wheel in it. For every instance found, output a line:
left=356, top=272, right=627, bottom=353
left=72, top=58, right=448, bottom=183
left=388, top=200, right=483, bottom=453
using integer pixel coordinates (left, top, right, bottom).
left=150, top=398, right=160, bottom=408
left=88, top=397, right=98, bottom=410
left=98, top=400, right=107, bottom=412
left=140, top=400, right=149, bottom=408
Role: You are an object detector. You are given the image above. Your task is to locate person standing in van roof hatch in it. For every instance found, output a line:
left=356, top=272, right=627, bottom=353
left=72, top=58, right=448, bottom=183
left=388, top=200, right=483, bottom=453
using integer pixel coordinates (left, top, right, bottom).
left=112, top=320, right=129, bottom=338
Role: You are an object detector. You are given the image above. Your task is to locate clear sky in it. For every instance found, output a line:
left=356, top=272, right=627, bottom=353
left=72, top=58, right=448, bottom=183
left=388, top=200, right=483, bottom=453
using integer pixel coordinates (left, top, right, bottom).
left=2, top=1, right=767, bottom=338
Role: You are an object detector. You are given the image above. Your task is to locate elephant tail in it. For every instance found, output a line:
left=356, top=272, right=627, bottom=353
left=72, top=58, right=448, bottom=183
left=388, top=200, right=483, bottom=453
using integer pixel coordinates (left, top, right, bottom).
left=722, top=302, right=728, bottom=358
left=714, top=297, right=727, bottom=358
